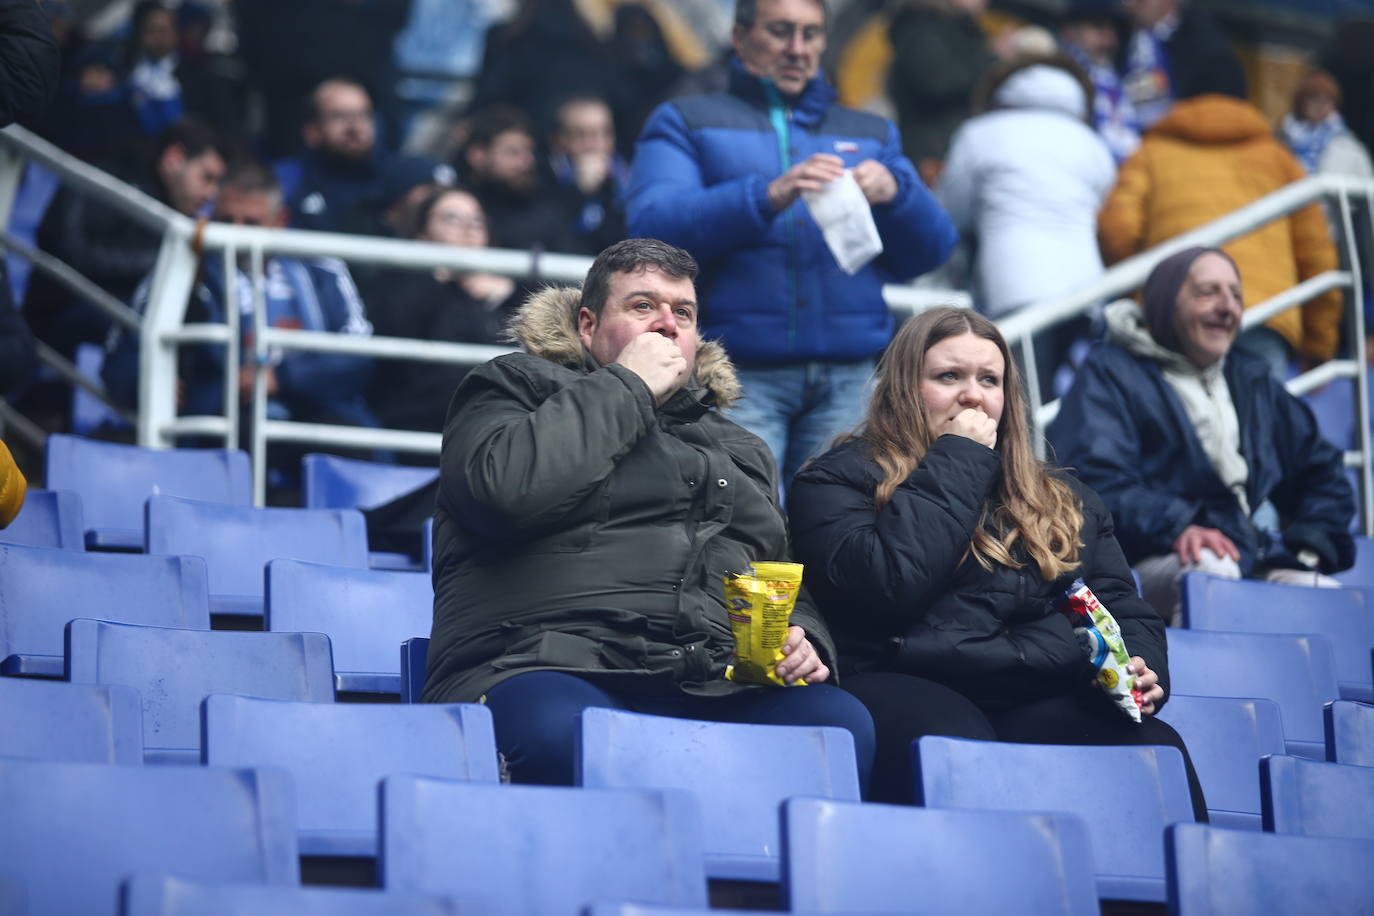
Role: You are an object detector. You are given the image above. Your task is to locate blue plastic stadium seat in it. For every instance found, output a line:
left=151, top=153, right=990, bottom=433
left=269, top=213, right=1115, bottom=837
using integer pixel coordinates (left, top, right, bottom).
left=1324, top=700, right=1374, bottom=766
left=122, top=875, right=463, bottom=916
left=145, top=495, right=369, bottom=620
left=45, top=434, right=251, bottom=551
left=1333, top=536, right=1374, bottom=588
left=266, top=559, right=432, bottom=695
left=302, top=453, right=438, bottom=511
left=0, top=678, right=143, bottom=765
left=0, top=758, right=296, bottom=916
left=1166, top=628, right=1340, bottom=759
left=1157, top=695, right=1286, bottom=830
left=203, top=695, right=498, bottom=857
left=781, top=798, right=1100, bottom=914
left=65, top=619, right=335, bottom=764
left=301, top=454, right=437, bottom=572
left=380, top=778, right=707, bottom=915
left=914, top=736, right=1195, bottom=903
left=0, top=872, right=23, bottom=916
left=400, top=637, right=429, bottom=703
left=584, top=908, right=763, bottom=916
left=0, top=544, right=209, bottom=677
left=1166, top=823, right=1374, bottom=915
left=0, top=488, right=83, bottom=549
left=577, top=708, right=860, bottom=881
left=1181, top=573, right=1374, bottom=701
left=1261, top=755, right=1374, bottom=839
left=421, top=516, right=433, bottom=572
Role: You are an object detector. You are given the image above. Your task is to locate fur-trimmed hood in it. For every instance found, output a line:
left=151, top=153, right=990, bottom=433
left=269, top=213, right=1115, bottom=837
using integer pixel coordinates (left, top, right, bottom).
left=505, top=285, right=743, bottom=409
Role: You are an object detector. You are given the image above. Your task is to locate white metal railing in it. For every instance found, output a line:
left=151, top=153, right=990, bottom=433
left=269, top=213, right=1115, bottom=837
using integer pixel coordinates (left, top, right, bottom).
left=0, top=124, right=1370, bottom=533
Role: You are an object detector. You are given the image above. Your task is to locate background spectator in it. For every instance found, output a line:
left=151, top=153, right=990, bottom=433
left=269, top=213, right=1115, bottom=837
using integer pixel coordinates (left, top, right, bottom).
left=368, top=186, right=518, bottom=435
left=629, top=0, right=957, bottom=484
left=124, top=1, right=182, bottom=136
left=938, top=53, right=1115, bottom=391
left=546, top=94, right=628, bottom=256
left=26, top=117, right=225, bottom=361
left=1058, top=0, right=1139, bottom=162
left=1098, top=63, right=1343, bottom=376
left=104, top=161, right=378, bottom=435
left=886, top=0, right=996, bottom=184
left=173, top=1, right=247, bottom=140
left=1120, top=0, right=1243, bottom=130
left=1280, top=69, right=1374, bottom=181
left=460, top=105, right=577, bottom=252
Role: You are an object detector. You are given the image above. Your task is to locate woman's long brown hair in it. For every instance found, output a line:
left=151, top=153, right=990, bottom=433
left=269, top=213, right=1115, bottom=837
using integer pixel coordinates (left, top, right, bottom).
left=843, top=307, right=1082, bottom=580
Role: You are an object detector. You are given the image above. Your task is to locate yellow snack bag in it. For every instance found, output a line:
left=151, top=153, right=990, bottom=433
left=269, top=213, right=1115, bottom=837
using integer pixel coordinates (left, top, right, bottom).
left=723, top=561, right=806, bottom=687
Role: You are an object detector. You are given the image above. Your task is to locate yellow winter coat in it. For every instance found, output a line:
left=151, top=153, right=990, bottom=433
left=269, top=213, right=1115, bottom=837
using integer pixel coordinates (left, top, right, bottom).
left=0, top=439, right=25, bottom=528
left=1098, top=94, right=1342, bottom=361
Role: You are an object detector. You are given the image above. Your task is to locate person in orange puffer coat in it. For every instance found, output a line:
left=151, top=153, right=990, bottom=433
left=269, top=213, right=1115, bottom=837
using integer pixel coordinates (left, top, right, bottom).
left=0, top=438, right=25, bottom=528
left=1098, top=65, right=1342, bottom=372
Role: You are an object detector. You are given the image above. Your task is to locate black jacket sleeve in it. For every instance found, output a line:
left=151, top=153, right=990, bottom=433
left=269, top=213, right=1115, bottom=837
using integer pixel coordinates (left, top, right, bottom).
left=789, top=435, right=1001, bottom=629
left=0, top=0, right=58, bottom=127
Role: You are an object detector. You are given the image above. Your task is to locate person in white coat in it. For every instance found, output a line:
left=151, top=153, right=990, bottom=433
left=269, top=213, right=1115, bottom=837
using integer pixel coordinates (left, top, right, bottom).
left=938, top=53, right=1116, bottom=398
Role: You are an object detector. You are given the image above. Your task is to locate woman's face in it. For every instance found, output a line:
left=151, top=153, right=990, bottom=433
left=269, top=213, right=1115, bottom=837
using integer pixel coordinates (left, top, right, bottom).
left=918, top=332, right=1006, bottom=428
left=421, top=191, right=488, bottom=249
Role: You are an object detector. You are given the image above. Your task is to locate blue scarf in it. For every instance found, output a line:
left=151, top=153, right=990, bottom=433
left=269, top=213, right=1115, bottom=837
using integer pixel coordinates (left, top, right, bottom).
left=1280, top=112, right=1347, bottom=174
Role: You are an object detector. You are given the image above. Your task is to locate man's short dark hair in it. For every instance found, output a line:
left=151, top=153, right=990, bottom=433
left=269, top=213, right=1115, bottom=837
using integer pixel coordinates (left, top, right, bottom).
left=220, top=160, right=281, bottom=197
left=582, top=239, right=699, bottom=317
left=155, top=116, right=221, bottom=163
left=306, top=76, right=371, bottom=123
left=464, top=105, right=534, bottom=152
left=734, top=0, right=827, bottom=28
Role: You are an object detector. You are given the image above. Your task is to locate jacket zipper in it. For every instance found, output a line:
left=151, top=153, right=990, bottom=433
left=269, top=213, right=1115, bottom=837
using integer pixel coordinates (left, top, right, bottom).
left=764, top=82, right=799, bottom=352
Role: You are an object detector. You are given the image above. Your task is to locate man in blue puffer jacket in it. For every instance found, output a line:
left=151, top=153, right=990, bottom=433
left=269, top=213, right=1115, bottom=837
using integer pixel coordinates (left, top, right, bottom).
left=628, top=0, right=957, bottom=484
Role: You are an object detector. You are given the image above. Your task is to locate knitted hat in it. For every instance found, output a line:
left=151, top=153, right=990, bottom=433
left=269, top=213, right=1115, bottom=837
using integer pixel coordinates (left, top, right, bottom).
left=1141, top=246, right=1238, bottom=353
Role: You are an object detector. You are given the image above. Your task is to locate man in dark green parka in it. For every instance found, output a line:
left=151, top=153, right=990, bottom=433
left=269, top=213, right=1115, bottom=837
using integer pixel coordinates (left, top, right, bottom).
left=421, top=238, right=875, bottom=787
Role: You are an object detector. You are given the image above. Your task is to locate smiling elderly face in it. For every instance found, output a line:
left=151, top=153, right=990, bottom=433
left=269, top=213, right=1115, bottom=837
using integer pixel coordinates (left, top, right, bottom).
left=1173, top=252, right=1243, bottom=368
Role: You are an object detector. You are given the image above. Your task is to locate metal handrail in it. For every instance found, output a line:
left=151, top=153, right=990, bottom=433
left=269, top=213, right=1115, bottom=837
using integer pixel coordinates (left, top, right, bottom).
left=1, top=123, right=1370, bottom=530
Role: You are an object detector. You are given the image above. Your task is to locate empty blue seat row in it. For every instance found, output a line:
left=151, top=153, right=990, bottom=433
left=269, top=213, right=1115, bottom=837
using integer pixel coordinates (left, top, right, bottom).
left=0, top=488, right=83, bottom=550
left=1325, top=699, right=1374, bottom=765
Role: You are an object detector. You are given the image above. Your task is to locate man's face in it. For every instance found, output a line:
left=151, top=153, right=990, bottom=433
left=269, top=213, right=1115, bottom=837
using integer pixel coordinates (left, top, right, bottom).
left=556, top=101, right=615, bottom=160
left=579, top=266, right=698, bottom=372
left=214, top=187, right=286, bottom=228
left=733, top=0, right=826, bottom=97
left=1122, top=0, right=1178, bottom=29
left=139, top=8, right=177, bottom=59
left=1061, top=20, right=1118, bottom=62
left=1173, top=252, right=1243, bottom=369
left=470, top=129, right=536, bottom=191
left=160, top=146, right=225, bottom=216
left=307, top=83, right=376, bottom=161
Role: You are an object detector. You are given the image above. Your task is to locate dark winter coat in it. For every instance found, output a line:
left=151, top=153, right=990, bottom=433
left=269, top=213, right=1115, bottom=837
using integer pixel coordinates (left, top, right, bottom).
left=0, top=0, right=59, bottom=127
left=788, top=435, right=1169, bottom=710
left=423, top=286, right=835, bottom=703
left=1049, top=339, right=1355, bottom=577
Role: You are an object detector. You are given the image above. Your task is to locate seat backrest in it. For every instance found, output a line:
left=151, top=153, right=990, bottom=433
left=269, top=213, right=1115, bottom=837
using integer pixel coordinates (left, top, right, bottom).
left=782, top=798, right=1099, bottom=915
left=0, top=679, right=143, bottom=765
left=65, top=619, right=335, bottom=763
left=1261, top=755, right=1374, bottom=839
left=0, top=758, right=296, bottom=916
left=1167, top=823, right=1374, bottom=915
left=380, top=778, right=707, bottom=916
left=400, top=637, right=429, bottom=704
left=1181, top=574, right=1374, bottom=701
left=0, top=488, right=83, bottom=549
left=1333, top=535, right=1374, bottom=589
left=203, top=695, right=498, bottom=856
left=45, top=434, right=250, bottom=550
left=1156, top=694, right=1286, bottom=830
left=914, top=736, right=1195, bottom=903
left=301, top=453, right=438, bottom=511
left=1325, top=699, right=1374, bottom=766
left=0, top=544, right=209, bottom=676
left=577, top=707, right=860, bottom=882
left=121, top=874, right=464, bottom=916
left=1165, top=627, right=1340, bottom=759
left=145, top=496, right=369, bottom=610
left=265, top=559, right=433, bottom=695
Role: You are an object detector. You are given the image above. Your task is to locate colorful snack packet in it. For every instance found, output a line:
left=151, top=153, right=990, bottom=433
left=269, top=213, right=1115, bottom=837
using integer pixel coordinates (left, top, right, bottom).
left=1058, top=578, right=1142, bottom=723
left=723, top=561, right=806, bottom=687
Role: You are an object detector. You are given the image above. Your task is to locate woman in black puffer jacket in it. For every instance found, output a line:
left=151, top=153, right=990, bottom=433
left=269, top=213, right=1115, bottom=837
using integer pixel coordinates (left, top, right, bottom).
left=789, top=306, right=1206, bottom=813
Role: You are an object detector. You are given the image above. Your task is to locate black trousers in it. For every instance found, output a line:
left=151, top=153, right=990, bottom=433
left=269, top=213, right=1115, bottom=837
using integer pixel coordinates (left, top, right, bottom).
left=840, top=671, right=1209, bottom=820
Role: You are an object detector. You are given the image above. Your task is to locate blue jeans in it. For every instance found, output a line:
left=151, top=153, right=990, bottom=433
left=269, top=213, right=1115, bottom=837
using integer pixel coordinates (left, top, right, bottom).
left=729, top=359, right=876, bottom=484
left=482, top=671, right=876, bottom=793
